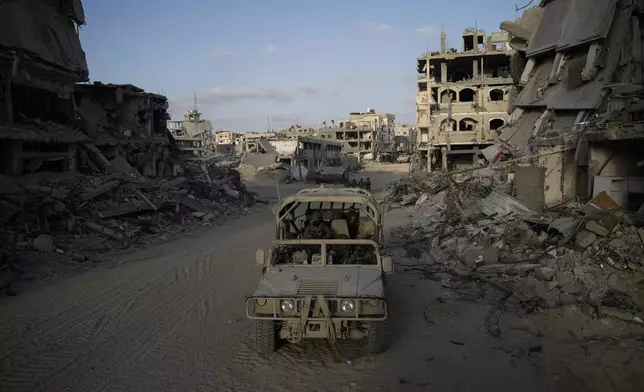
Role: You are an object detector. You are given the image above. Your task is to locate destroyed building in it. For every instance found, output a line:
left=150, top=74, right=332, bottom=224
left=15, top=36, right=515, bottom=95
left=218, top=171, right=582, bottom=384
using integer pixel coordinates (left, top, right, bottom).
left=74, top=82, right=176, bottom=177
left=317, top=109, right=396, bottom=161
left=498, top=0, right=644, bottom=209
left=239, top=135, right=342, bottom=182
left=167, top=109, right=214, bottom=160
left=278, top=125, right=317, bottom=140
left=416, top=28, right=513, bottom=171
left=240, top=131, right=282, bottom=153
left=0, top=0, right=89, bottom=176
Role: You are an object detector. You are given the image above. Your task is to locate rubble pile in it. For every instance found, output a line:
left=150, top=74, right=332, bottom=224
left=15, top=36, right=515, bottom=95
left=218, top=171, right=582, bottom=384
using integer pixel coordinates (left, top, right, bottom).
left=388, top=170, right=644, bottom=325
left=237, top=162, right=295, bottom=184
left=0, top=158, right=256, bottom=295
left=256, top=163, right=296, bottom=184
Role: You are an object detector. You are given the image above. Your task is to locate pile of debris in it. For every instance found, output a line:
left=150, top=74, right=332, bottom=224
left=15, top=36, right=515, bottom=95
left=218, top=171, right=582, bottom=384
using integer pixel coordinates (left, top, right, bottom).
left=238, top=162, right=295, bottom=184
left=0, top=157, right=258, bottom=295
left=387, top=170, right=644, bottom=325
left=256, top=163, right=295, bottom=184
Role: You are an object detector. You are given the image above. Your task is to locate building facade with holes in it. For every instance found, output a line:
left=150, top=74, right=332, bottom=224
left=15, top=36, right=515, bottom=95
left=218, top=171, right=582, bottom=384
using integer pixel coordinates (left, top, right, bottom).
left=415, top=28, right=514, bottom=171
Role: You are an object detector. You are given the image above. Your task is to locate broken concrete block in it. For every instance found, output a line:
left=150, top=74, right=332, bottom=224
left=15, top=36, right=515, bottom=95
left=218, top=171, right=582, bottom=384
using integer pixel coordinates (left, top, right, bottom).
left=464, top=247, right=500, bottom=267
left=559, top=293, right=578, bottom=305
left=33, top=234, right=54, bottom=253
left=585, top=220, right=609, bottom=237
left=575, top=229, right=597, bottom=250
left=601, top=307, right=644, bottom=324
left=560, top=283, right=582, bottom=294
left=401, top=193, right=418, bottom=205
left=534, top=267, right=556, bottom=281
left=110, top=155, right=135, bottom=174
left=609, top=238, right=626, bottom=249
left=192, top=212, right=206, bottom=219
left=415, top=193, right=429, bottom=205
left=637, top=228, right=644, bottom=244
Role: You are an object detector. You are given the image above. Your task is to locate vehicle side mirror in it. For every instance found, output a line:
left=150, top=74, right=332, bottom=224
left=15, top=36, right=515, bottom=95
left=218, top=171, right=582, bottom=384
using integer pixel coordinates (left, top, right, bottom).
left=255, top=249, right=265, bottom=266
left=382, top=256, right=394, bottom=274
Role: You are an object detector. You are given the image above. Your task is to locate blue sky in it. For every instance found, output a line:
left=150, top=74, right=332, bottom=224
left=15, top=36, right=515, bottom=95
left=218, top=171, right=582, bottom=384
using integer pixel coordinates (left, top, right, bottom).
left=81, top=0, right=525, bottom=131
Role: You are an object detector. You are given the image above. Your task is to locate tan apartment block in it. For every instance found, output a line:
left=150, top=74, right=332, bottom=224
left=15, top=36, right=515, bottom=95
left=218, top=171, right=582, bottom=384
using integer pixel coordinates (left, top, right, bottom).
left=278, top=125, right=317, bottom=139
left=318, top=109, right=396, bottom=161
left=214, top=131, right=240, bottom=145
left=416, top=28, right=513, bottom=171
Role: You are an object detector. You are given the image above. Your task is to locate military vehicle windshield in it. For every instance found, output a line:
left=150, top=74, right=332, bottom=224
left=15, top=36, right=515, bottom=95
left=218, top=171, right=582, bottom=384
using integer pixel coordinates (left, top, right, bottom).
left=270, top=240, right=379, bottom=266
left=278, top=202, right=377, bottom=240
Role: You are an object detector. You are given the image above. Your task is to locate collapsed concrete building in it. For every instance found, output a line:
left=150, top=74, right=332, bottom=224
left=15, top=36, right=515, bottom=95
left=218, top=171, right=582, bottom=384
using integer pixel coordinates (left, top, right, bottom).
left=0, top=0, right=89, bottom=175
left=74, top=82, right=175, bottom=177
left=416, top=28, right=514, bottom=171
left=0, top=1, right=178, bottom=178
left=317, top=109, right=396, bottom=161
left=167, top=109, right=214, bottom=160
left=240, top=135, right=342, bottom=181
left=498, top=0, right=644, bottom=209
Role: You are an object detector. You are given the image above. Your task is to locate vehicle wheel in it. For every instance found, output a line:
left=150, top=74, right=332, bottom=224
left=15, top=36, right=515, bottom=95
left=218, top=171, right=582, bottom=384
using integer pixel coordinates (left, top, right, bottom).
left=253, top=320, right=277, bottom=354
left=366, top=320, right=390, bottom=354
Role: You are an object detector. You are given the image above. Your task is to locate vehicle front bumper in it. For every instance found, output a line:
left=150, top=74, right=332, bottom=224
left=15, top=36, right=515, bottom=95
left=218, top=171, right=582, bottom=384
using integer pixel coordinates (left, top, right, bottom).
left=245, top=296, right=387, bottom=321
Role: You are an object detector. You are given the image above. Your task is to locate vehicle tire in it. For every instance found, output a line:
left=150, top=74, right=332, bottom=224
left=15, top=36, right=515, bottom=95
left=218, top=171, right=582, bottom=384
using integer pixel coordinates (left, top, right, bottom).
left=254, top=320, right=277, bottom=355
left=366, top=320, right=390, bottom=354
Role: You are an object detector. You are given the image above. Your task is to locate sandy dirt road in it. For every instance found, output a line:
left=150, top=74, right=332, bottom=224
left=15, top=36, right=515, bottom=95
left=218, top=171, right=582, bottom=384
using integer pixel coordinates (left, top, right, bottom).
left=0, top=166, right=602, bottom=392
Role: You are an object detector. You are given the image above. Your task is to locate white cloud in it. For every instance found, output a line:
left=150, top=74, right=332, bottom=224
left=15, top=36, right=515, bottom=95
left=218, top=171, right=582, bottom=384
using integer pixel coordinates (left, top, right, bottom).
left=368, top=23, right=394, bottom=32
left=415, top=26, right=440, bottom=36
left=200, top=87, right=293, bottom=104
left=213, top=50, right=242, bottom=58
left=264, top=45, right=278, bottom=52
left=171, top=84, right=323, bottom=109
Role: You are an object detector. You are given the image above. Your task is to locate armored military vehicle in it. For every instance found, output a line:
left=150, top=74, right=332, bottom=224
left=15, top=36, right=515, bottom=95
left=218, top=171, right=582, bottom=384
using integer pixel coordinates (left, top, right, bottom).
left=246, top=187, right=393, bottom=354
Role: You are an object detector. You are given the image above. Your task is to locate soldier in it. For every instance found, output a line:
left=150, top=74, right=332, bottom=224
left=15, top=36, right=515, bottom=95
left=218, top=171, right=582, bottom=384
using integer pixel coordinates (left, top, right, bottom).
left=358, top=178, right=366, bottom=189
left=302, top=210, right=332, bottom=239
left=345, top=207, right=360, bottom=239
left=365, top=177, right=372, bottom=192
left=350, top=178, right=358, bottom=188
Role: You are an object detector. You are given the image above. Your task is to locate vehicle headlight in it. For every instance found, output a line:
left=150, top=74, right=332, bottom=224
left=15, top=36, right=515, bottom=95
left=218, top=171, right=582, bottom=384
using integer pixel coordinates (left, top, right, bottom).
left=280, top=299, right=295, bottom=313
left=340, top=300, right=355, bottom=313
left=255, top=298, right=267, bottom=306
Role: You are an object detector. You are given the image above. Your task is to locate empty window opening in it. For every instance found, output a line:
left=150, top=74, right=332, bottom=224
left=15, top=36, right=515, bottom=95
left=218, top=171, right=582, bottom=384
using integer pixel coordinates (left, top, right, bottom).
left=463, top=35, right=475, bottom=51
left=431, top=88, right=439, bottom=103
left=418, top=82, right=427, bottom=92
left=489, top=118, right=505, bottom=131
left=440, top=89, right=456, bottom=104
left=463, top=34, right=484, bottom=52
left=489, top=89, right=504, bottom=101
left=429, top=64, right=441, bottom=81
left=420, top=127, right=429, bottom=142
left=458, top=118, right=478, bottom=131
left=449, top=70, right=470, bottom=82
left=491, top=67, right=510, bottom=78
left=441, top=119, right=457, bottom=132
left=459, top=88, right=475, bottom=103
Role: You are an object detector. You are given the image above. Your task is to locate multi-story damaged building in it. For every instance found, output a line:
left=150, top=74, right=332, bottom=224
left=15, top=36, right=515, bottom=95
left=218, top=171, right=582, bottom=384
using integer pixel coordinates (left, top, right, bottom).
left=167, top=109, right=214, bottom=160
left=278, top=125, right=317, bottom=140
left=214, top=131, right=240, bottom=145
left=498, top=0, right=644, bottom=209
left=0, top=0, right=89, bottom=175
left=394, top=124, right=417, bottom=156
left=416, top=28, right=513, bottom=171
left=317, top=109, right=396, bottom=161
left=75, top=82, right=175, bottom=177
